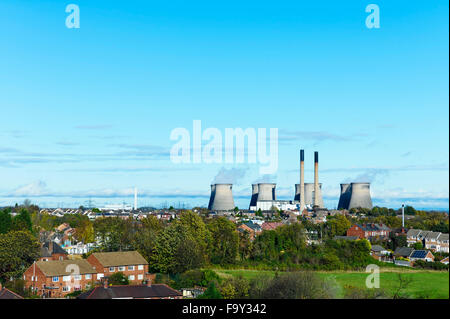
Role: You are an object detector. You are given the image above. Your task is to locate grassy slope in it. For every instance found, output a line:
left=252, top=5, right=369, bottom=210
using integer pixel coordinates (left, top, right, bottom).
left=212, top=268, right=449, bottom=299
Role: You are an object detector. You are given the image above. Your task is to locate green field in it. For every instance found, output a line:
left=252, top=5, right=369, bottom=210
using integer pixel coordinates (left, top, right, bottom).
left=212, top=268, right=449, bottom=299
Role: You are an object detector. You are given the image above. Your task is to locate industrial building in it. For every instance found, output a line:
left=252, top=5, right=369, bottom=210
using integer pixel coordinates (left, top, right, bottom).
left=248, top=150, right=324, bottom=212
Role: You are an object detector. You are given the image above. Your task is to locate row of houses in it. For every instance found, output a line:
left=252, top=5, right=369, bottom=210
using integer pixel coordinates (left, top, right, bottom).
left=23, top=251, right=165, bottom=298
left=406, top=229, right=449, bottom=253
left=346, top=223, right=392, bottom=240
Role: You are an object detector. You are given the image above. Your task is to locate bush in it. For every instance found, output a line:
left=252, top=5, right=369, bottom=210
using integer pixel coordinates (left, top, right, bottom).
left=254, top=272, right=337, bottom=299
left=343, top=285, right=390, bottom=299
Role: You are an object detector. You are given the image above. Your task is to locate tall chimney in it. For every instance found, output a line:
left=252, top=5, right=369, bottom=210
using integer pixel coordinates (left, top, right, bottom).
left=313, top=151, right=319, bottom=207
left=401, top=204, right=405, bottom=228
left=299, top=149, right=305, bottom=211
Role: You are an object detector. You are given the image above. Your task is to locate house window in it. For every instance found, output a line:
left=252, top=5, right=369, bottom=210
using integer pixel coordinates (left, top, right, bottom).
left=138, top=274, right=143, bottom=280
left=85, top=274, right=92, bottom=280
left=129, top=275, right=135, bottom=280
left=74, top=275, right=82, bottom=281
left=63, top=286, right=70, bottom=292
left=52, top=276, right=59, bottom=282
left=63, top=276, right=70, bottom=282
left=128, top=265, right=135, bottom=271
left=109, top=267, right=115, bottom=272
left=97, top=273, right=104, bottom=279
left=138, top=265, right=144, bottom=270
left=118, top=266, right=125, bottom=271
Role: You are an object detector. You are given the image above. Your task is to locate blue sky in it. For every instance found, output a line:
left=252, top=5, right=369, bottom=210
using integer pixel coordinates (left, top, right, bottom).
left=0, top=0, right=448, bottom=210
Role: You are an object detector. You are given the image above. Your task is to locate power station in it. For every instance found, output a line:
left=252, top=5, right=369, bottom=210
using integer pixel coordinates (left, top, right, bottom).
left=207, top=149, right=373, bottom=212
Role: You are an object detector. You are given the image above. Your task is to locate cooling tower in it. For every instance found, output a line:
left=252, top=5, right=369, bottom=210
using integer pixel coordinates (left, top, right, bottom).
left=208, top=184, right=235, bottom=211
left=249, top=184, right=259, bottom=208
left=256, top=183, right=276, bottom=201
left=304, top=183, right=324, bottom=208
left=294, top=184, right=301, bottom=201
left=348, top=182, right=373, bottom=210
left=208, top=184, right=216, bottom=210
left=337, top=183, right=351, bottom=210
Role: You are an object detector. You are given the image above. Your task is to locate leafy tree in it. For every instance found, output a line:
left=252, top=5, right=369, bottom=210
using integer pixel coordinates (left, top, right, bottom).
left=198, top=282, right=222, bottom=299
left=108, top=272, right=129, bottom=285
left=94, top=217, right=135, bottom=251
left=413, top=242, right=423, bottom=250
left=151, top=217, right=207, bottom=273
left=325, top=214, right=351, bottom=238
left=174, top=237, right=204, bottom=272
left=225, top=275, right=250, bottom=299
left=207, top=217, right=239, bottom=265
left=238, top=231, right=252, bottom=261
left=220, top=281, right=236, bottom=299
left=74, top=218, right=94, bottom=243
left=388, top=234, right=407, bottom=250
left=0, top=208, right=12, bottom=234
left=131, top=215, right=162, bottom=262
left=11, top=208, right=33, bottom=233
left=0, top=231, right=40, bottom=283
left=404, top=206, right=416, bottom=216
left=177, top=211, right=211, bottom=262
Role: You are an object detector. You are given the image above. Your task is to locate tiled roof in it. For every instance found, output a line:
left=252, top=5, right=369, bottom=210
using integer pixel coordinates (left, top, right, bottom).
left=77, top=284, right=182, bottom=299
left=243, top=222, right=262, bottom=231
left=371, top=245, right=386, bottom=252
left=0, top=288, right=23, bottom=299
left=424, top=232, right=441, bottom=240
left=356, top=223, right=390, bottom=232
left=36, top=260, right=97, bottom=276
left=40, top=241, right=68, bottom=257
left=406, top=229, right=422, bottom=237
left=91, top=251, right=148, bottom=267
left=394, top=247, right=414, bottom=257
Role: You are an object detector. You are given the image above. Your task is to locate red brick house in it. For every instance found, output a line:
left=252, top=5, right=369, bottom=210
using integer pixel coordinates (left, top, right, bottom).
left=347, top=223, right=391, bottom=240
left=237, top=222, right=262, bottom=240
left=86, top=251, right=151, bottom=284
left=23, top=259, right=98, bottom=298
